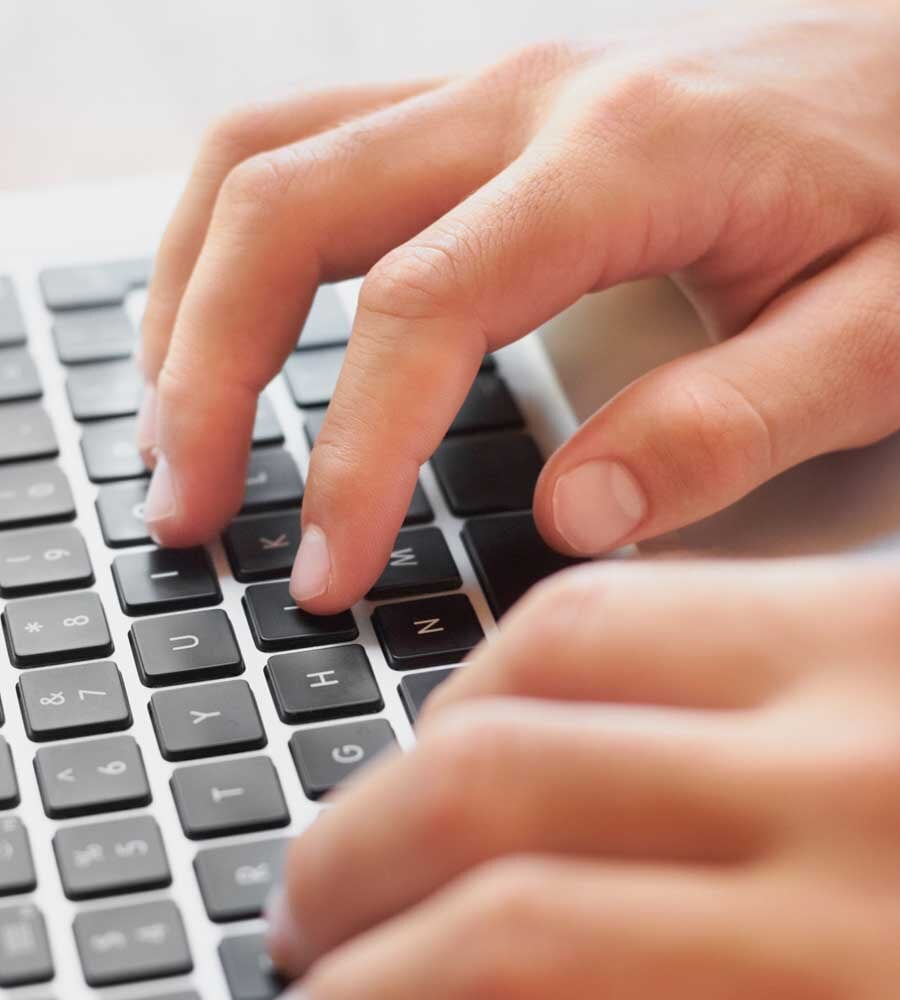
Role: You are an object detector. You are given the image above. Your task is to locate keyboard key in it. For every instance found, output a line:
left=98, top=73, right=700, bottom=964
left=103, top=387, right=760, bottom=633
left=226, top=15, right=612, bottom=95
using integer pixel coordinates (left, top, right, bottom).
left=39, top=256, right=152, bottom=311
left=0, top=402, right=57, bottom=463
left=283, top=346, right=344, bottom=407
left=243, top=579, right=357, bottom=651
left=112, top=547, right=221, bottom=615
left=95, top=479, right=151, bottom=545
left=265, top=645, right=382, bottom=724
left=67, top=359, right=142, bottom=420
left=0, top=525, right=92, bottom=597
left=150, top=680, right=266, bottom=761
left=52, top=305, right=135, bottom=363
left=398, top=667, right=458, bottom=724
left=301, top=403, right=327, bottom=447
left=242, top=449, right=304, bottom=512
left=34, top=735, right=150, bottom=818
left=448, top=372, right=522, bottom=435
left=73, top=898, right=192, bottom=987
left=367, top=527, right=460, bottom=600
left=3, top=590, right=112, bottom=667
left=0, top=817, right=36, bottom=895
left=0, top=277, right=26, bottom=346
left=0, top=347, right=41, bottom=402
left=462, top=511, right=584, bottom=618
left=54, top=815, right=170, bottom=900
left=252, top=394, right=284, bottom=447
left=404, top=479, right=434, bottom=525
left=0, top=462, right=74, bottom=528
left=219, top=932, right=286, bottom=1000
left=224, top=510, right=299, bottom=582
left=372, top=593, right=484, bottom=670
left=130, top=609, right=243, bottom=686
left=0, top=738, right=18, bottom=808
left=432, top=430, right=543, bottom=515
left=139, top=993, right=201, bottom=1000
left=0, top=903, right=53, bottom=986
left=81, top=416, right=149, bottom=481
left=170, top=756, right=289, bottom=839
left=290, top=719, right=397, bottom=799
left=295, top=284, right=350, bottom=350
left=18, top=661, right=130, bottom=741
left=194, top=837, right=289, bottom=922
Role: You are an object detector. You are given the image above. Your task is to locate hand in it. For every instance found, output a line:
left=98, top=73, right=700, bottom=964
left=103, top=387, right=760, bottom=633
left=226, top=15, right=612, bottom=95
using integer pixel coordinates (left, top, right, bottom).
left=266, top=558, right=900, bottom=998
left=140, top=1, right=900, bottom=612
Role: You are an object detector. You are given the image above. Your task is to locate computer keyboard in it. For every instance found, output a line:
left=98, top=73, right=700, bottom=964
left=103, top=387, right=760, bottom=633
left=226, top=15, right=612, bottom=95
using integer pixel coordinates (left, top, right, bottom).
left=0, top=254, right=583, bottom=998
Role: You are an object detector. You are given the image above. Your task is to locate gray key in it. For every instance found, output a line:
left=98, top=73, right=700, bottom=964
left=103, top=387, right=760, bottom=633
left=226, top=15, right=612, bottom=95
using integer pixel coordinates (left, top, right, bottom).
left=219, top=933, right=286, bottom=1000
left=67, top=359, right=142, bottom=420
left=0, top=817, right=36, bottom=895
left=18, top=661, right=131, bottom=741
left=138, top=993, right=201, bottom=1000
left=0, top=524, right=93, bottom=597
left=0, top=402, right=57, bottom=463
left=170, top=756, right=289, bottom=839
left=130, top=608, right=243, bottom=686
left=73, top=898, right=192, bottom=987
left=252, top=395, right=283, bottom=447
left=0, top=347, right=41, bottom=401
left=241, top=449, right=304, bottom=513
left=95, top=479, right=151, bottom=546
left=283, top=346, right=344, bottom=407
left=52, top=305, right=136, bottom=363
left=0, top=737, right=19, bottom=808
left=295, top=284, right=350, bottom=350
left=0, top=903, right=53, bottom=986
left=3, top=590, right=113, bottom=667
left=194, top=837, right=289, bottom=921
left=150, top=680, right=266, bottom=761
left=0, top=276, right=26, bottom=346
left=35, top=734, right=150, bottom=818
left=54, top=815, right=170, bottom=900
left=39, top=257, right=152, bottom=311
left=81, top=416, right=148, bottom=482
left=0, top=461, right=75, bottom=529
left=290, top=719, right=397, bottom=799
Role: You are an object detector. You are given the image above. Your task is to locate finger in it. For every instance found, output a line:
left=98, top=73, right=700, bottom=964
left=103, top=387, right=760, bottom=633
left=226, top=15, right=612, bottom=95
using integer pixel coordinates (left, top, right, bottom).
left=294, top=859, right=830, bottom=1000
left=269, top=699, right=775, bottom=976
left=144, top=51, right=570, bottom=546
left=533, top=235, right=900, bottom=557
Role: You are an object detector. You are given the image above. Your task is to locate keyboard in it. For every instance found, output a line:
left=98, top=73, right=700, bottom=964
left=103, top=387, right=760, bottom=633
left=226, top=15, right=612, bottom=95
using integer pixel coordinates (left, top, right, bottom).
left=0, top=234, right=582, bottom=999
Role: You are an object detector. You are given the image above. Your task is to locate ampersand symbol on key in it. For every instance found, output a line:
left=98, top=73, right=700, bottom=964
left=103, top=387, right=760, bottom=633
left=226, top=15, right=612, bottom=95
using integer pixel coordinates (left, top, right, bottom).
left=40, top=691, right=65, bottom=707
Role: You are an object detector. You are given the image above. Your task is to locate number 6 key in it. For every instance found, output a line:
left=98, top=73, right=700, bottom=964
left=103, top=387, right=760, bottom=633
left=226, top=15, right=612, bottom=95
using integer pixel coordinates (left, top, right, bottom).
left=2, top=591, right=113, bottom=667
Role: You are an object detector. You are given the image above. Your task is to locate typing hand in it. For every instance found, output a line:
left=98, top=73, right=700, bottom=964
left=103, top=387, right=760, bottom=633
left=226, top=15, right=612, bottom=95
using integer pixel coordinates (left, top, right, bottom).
left=266, top=559, right=900, bottom=998
left=140, top=2, right=900, bottom=612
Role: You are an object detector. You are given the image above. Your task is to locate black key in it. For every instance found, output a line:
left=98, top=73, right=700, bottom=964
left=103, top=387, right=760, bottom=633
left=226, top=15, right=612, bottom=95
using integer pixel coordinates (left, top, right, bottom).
left=54, top=815, right=170, bottom=900
left=0, top=903, right=53, bottom=986
left=367, top=527, right=460, bottom=600
left=301, top=404, right=327, bottom=447
left=290, top=719, right=397, bottom=799
left=266, top=645, right=382, bottom=724
left=67, top=359, right=142, bottom=420
left=150, top=680, right=266, bottom=761
left=0, top=276, right=26, bottom=346
left=283, top=346, right=344, bottom=407
left=96, top=479, right=151, bottom=545
left=447, top=372, right=522, bottom=435
left=398, top=667, right=457, bottom=724
left=462, top=511, right=584, bottom=618
left=194, top=837, right=289, bottom=922
left=18, top=661, right=130, bottom=741
left=81, top=416, right=149, bottom=482
left=0, top=817, right=36, bottom=895
left=295, top=284, right=350, bottom=350
left=0, top=461, right=74, bottom=528
left=243, top=579, right=357, bottom=652
left=52, top=306, right=135, bottom=363
left=0, top=525, right=92, bottom=597
left=219, top=933, right=286, bottom=1000
left=73, top=898, right=192, bottom=987
left=112, top=547, right=221, bottom=615
left=0, top=738, right=18, bottom=808
left=170, top=756, right=289, bottom=839
left=3, top=590, right=112, bottom=667
left=252, top=394, right=284, bottom=447
left=241, top=449, right=304, bottom=512
left=372, top=593, right=484, bottom=670
left=39, top=257, right=152, bottom=311
left=130, top=609, right=243, bottom=686
left=224, top=510, right=299, bottom=582
left=404, top=479, right=434, bottom=526
left=0, top=402, right=57, bottom=463
left=34, top=735, right=150, bottom=818
left=0, top=347, right=41, bottom=402
left=432, top=430, right=542, bottom=516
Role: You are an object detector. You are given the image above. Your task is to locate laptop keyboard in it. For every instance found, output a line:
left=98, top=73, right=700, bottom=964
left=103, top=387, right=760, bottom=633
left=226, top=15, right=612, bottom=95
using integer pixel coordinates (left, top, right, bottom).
left=0, top=258, right=582, bottom=996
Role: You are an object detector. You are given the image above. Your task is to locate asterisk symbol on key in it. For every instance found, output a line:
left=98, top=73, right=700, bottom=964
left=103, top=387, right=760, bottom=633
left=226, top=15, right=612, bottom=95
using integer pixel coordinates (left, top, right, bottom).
left=24, top=621, right=43, bottom=633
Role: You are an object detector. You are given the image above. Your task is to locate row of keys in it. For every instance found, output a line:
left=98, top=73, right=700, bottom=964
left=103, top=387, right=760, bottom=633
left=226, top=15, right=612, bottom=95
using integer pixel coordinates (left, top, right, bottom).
left=0, top=346, right=41, bottom=402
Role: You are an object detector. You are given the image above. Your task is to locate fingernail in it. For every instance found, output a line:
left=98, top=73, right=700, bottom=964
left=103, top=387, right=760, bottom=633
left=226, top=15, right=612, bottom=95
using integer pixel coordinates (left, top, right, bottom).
left=552, top=459, right=646, bottom=554
left=144, top=453, right=177, bottom=538
left=265, top=886, right=308, bottom=971
left=135, top=384, right=158, bottom=459
left=290, top=525, right=331, bottom=602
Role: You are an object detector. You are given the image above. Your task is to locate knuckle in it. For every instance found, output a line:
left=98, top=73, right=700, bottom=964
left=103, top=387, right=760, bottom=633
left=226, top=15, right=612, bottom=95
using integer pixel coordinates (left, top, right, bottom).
left=200, top=102, right=277, bottom=165
left=359, top=243, right=465, bottom=323
left=217, top=148, right=296, bottom=220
